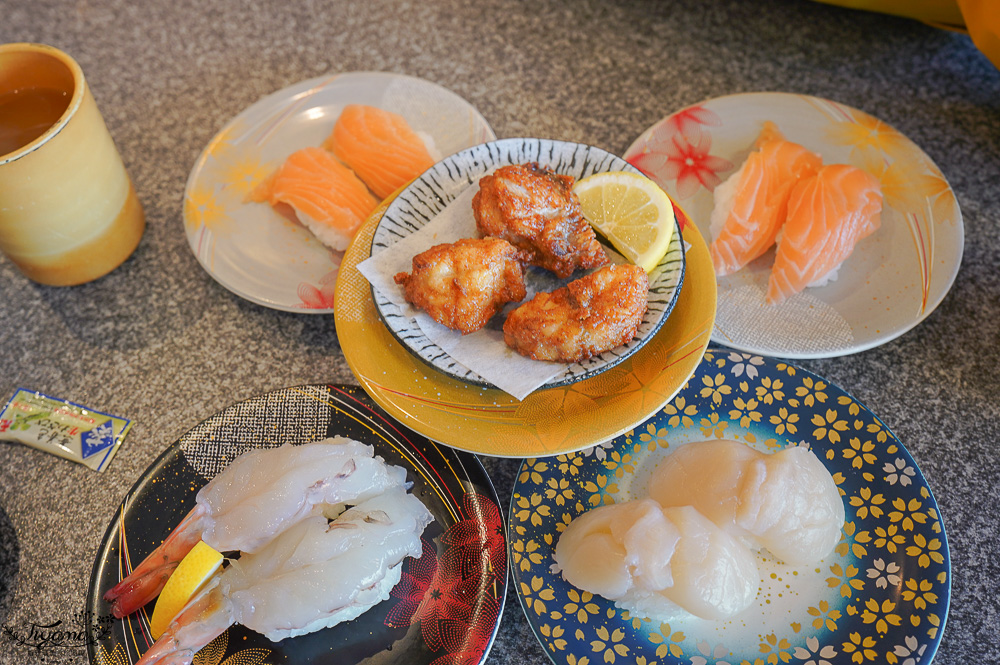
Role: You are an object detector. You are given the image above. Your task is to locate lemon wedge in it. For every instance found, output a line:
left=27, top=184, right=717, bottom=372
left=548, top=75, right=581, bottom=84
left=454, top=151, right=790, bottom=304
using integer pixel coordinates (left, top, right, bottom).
left=573, top=171, right=676, bottom=273
left=148, top=540, right=224, bottom=639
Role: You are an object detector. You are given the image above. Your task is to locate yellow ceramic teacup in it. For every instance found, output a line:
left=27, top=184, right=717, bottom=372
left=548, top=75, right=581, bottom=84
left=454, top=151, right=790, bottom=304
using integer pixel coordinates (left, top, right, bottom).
left=0, top=43, right=144, bottom=286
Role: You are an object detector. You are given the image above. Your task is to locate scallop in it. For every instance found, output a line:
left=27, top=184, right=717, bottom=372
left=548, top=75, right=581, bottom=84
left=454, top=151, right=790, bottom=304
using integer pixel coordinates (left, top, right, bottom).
left=648, top=439, right=845, bottom=565
left=554, top=499, right=759, bottom=621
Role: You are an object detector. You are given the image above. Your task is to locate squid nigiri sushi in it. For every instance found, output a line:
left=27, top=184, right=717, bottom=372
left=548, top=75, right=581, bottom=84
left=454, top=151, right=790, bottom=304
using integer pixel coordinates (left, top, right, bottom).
left=648, top=440, right=845, bottom=566
left=250, top=147, right=378, bottom=251
left=135, top=487, right=433, bottom=664
left=322, top=104, right=436, bottom=200
left=554, top=499, right=759, bottom=621
left=103, top=437, right=409, bottom=619
left=766, top=163, right=883, bottom=304
left=709, top=122, right=822, bottom=276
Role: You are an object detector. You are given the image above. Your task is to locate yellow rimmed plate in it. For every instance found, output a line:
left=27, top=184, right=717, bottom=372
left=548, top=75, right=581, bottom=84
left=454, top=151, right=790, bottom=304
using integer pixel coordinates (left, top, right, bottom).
left=370, top=138, right=686, bottom=393
left=335, top=196, right=716, bottom=458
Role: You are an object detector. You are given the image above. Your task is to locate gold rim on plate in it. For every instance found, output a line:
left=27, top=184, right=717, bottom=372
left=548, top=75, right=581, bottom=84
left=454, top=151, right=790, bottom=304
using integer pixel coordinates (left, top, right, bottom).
left=335, top=196, right=717, bottom=458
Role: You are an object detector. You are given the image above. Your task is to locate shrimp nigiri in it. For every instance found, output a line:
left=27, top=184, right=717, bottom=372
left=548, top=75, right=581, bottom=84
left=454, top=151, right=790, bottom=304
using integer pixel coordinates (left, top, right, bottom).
left=250, top=146, right=378, bottom=251
left=136, top=487, right=432, bottom=665
left=648, top=440, right=845, bottom=565
left=766, top=163, right=882, bottom=304
left=322, top=104, right=436, bottom=199
left=709, top=122, right=822, bottom=276
left=554, top=499, right=759, bottom=621
left=103, top=438, right=407, bottom=618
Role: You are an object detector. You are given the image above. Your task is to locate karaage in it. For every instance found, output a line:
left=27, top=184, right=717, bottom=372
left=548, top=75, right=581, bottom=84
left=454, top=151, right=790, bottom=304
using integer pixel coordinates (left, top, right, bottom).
left=394, top=237, right=527, bottom=334
left=503, top=264, right=649, bottom=362
left=472, top=163, right=608, bottom=279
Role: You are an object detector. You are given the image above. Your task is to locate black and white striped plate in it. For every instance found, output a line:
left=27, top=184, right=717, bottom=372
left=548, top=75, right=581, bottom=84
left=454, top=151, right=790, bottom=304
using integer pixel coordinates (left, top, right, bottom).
left=369, top=138, right=685, bottom=390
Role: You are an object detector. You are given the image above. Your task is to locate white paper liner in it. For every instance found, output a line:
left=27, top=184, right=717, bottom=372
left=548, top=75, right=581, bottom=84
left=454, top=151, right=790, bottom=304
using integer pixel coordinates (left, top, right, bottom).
left=358, top=185, right=568, bottom=400
left=714, top=282, right=855, bottom=355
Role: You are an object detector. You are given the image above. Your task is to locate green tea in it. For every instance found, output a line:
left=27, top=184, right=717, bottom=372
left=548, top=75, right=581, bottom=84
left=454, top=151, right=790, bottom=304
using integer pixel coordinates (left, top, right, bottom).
left=0, top=86, right=70, bottom=156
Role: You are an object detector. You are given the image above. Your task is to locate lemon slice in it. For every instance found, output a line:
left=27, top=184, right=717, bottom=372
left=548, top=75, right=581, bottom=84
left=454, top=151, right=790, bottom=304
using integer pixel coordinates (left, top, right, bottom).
left=573, top=171, right=676, bottom=273
left=148, top=540, right=224, bottom=639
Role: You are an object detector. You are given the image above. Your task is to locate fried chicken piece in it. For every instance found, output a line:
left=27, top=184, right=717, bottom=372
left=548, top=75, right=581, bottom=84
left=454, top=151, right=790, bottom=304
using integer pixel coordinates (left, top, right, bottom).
left=503, top=264, right=649, bottom=362
left=394, top=237, right=527, bottom=335
left=472, top=163, right=608, bottom=279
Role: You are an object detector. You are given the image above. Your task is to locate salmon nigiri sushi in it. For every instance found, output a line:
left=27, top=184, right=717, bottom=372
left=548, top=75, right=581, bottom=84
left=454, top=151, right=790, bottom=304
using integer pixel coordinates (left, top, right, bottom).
left=322, top=104, right=436, bottom=200
left=250, top=147, right=378, bottom=251
left=709, top=122, right=822, bottom=276
left=766, top=163, right=882, bottom=305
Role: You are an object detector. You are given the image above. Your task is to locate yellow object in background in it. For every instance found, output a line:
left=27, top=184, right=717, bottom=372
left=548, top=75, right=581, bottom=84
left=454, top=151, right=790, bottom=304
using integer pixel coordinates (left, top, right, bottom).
left=0, top=43, right=145, bottom=286
left=813, top=0, right=1000, bottom=69
left=148, top=541, right=224, bottom=640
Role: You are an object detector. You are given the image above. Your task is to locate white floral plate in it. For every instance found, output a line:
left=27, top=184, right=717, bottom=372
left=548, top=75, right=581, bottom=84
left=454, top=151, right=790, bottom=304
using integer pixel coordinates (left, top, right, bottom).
left=183, top=72, right=495, bottom=312
left=510, top=349, right=949, bottom=665
left=625, top=92, right=964, bottom=358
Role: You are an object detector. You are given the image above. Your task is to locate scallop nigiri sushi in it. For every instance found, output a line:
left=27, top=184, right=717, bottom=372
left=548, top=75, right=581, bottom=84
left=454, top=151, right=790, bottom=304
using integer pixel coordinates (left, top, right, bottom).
left=554, top=498, right=759, bottom=621
left=766, top=163, right=883, bottom=304
left=323, top=104, right=436, bottom=199
left=709, top=122, right=822, bottom=276
left=250, top=146, right=378, bottom=251
left=648, top=440, right=845, bottom=566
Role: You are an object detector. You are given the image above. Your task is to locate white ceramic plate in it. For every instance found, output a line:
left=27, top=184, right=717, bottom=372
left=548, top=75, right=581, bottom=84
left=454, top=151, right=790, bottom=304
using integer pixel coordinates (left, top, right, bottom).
left=625, top=92, right=963, bottom=358
left=369, top=138, right=685, bottom=390
left=183, top=72, right=496, bottom=312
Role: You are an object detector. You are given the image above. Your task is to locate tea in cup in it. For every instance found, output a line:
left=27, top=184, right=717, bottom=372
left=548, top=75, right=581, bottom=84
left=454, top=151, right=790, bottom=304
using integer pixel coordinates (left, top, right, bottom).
left=0, top=43, right=144, bottom=286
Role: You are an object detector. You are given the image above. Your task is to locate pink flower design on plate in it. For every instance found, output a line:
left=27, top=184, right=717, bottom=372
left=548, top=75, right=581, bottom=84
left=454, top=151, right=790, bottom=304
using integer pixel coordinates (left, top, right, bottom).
left=384, top=492, right=505, bottom=660
left=629, top=105, right=733, bottom=200
left=661, top=105, right=723, bottom=142
left=630, top=131, right=733, bottom=200
left=440, top=492, right=507, bottom=580
left=296, top=266, right=340, bottom=309
left=386, top=538, right=499, bottom=654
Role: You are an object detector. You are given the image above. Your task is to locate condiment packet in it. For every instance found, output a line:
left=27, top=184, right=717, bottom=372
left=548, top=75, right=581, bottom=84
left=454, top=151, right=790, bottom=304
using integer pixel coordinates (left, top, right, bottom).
left=357, top=184, right=568, bottom=400
left=0, top=388, right=131, bottom=472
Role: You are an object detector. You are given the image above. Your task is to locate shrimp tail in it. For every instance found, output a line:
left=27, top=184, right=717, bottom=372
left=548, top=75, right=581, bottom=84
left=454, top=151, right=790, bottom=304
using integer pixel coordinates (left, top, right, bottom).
left=104, top=503, right=211, bottom=618
left=105, top=561, right=179, bottom=619
left=135, top=578, right=235, bottom=665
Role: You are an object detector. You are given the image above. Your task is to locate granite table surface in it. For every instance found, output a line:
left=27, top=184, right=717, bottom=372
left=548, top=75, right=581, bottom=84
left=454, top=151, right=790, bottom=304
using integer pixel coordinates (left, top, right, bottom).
left=1, top=0, right=998, bottom=663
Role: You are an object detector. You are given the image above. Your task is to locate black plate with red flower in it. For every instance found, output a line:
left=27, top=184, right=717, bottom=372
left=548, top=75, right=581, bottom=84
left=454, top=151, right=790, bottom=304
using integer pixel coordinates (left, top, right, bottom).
left=86, top=384, right=507, bottom=665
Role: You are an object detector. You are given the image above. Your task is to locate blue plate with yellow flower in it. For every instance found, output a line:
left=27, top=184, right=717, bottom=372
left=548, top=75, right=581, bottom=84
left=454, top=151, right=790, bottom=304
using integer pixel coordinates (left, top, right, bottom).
left=509, top=348, right=949, bottom=665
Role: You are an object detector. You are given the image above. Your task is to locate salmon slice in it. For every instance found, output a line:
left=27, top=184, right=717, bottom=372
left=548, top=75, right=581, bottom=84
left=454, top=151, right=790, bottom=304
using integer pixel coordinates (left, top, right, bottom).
left=322, top=104, right=435, bottom=200
left=250, top=147, right=378, bottom=251
left=709, top=122, right=822, bottom=276
left=766, top=163, right=883, bottom=304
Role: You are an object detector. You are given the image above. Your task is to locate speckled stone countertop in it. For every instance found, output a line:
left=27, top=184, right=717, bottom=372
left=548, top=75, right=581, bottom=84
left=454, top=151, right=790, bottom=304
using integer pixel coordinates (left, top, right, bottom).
left=1, top=1, right=998, bottom=664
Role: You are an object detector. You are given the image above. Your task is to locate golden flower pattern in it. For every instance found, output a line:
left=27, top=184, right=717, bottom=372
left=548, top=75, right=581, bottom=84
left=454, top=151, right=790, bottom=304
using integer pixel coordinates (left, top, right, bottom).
left=817, top=97, right=961, bottom=314
left=184, top=118, right=261, bottom=235
left=92, top=632, right=272, bottom=665
left=191, top=632, right=272, bottom=665
left=184, top=182, right=230, bottom=233
left=591, top=625, right=630, bottom=663
left=509, top=350, right=947, bottom=665
left=92, top=643, right=128, bottom=665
